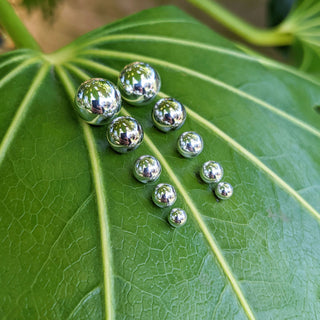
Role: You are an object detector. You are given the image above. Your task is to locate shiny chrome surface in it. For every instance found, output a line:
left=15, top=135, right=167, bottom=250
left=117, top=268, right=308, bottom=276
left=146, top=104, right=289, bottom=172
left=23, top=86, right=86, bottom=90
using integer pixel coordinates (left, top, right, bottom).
left=177, top=131, right=203, bottom=158
left=152, top=97, right=186, bottom=132
left=152, top=183, right=177, bottom=208
left=215, top=182, right=233, bottom=200
left=118, top=61, right=161, bottom=106
left=106, top=116, right=143, bottom=153
left=133, top=155, right=161, bottom=183
left=200, top=161, right=223, bottom=184
left=74, top=78, right=121, bottom=125
left=168, top=208, right=187, bottom=228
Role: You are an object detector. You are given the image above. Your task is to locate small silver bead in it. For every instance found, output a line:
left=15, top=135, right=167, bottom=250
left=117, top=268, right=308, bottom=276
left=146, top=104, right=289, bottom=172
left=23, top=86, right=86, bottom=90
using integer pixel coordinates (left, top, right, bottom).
left=168, top=208, right=187, bottom=228
left=74, top=78, right=121, bottom=125
left=152, top=97, right=186, bottom=132
left=106, top=116, right=143, bottom=153
left=152, top=183, right=177, bottom=208
left=200, top=160, right=223, bottom=183
left=215, top=182, right=233, bottom=200
left=133, top=155, right=161, bottom=183
left=118, top=61, right=161, bottom=106
left=177, top=131, right=203, bottom=158
left=200, top=161, right=223, bottom=184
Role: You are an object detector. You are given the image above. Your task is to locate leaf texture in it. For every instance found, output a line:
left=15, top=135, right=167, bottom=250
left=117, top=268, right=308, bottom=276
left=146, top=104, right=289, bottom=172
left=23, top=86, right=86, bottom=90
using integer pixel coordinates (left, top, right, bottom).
left=0, top=6, right=320, bottom=319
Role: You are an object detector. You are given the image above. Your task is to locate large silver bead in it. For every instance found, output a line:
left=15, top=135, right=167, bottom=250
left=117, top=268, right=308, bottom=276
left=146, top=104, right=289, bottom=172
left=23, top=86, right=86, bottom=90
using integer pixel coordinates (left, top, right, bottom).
left=168, top=208, right=187, bottom=228
left=106, top=116, right=143, bottom=153
left=117, top=61, right=161, bottom=106
left=152, top=98, right=186, bottom=132
left=74, top=78, right=121, bottom=125
left=215, top=182, right=233, bottom=200
left=177, top=131, right=203, bottom=158
left=152, top=183, right=177, bottom=208
left=133, top=155, right=161, bottom=183
left=200, top=161, right=224, bottom=184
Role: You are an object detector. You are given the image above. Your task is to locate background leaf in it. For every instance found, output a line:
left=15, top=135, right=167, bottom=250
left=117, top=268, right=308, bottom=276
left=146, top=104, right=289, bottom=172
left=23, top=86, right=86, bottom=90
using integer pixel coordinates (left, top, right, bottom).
left=1, top=6, right=320, bottom=319
left=279, top=0, right=320, bottom=74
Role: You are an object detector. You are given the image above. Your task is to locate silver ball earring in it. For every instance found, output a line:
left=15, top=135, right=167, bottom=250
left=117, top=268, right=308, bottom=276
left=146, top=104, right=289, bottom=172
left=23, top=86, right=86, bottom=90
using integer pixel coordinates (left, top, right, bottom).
left=117, top=61, right=161, bottom=106
left=168, top=208, right=187, bottom=227
left=152, top=183, right=177, bottom=208
left=74, top=78, right=121, bottom=125
left=200, top=161, right=223, bottom=184
left=177, top=131, right=203, bottom=158
left=152, top=97, right=186, bottom=132
left=215, top=182, right=233, bottom=200
left=106, top=116, right=143, bottom=153
left=133, top=155, right=161, bottom=183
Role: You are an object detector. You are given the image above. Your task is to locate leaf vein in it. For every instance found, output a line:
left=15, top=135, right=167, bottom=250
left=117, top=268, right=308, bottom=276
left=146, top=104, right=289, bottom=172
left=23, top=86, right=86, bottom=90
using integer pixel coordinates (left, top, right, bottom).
left=55, top=65, right=115, bottom=320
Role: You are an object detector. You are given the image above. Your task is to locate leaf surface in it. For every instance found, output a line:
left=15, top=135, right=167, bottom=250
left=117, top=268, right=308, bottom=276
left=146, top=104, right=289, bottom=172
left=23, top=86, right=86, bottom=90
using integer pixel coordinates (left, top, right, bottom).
left=1, top=6, right=320, bottom=319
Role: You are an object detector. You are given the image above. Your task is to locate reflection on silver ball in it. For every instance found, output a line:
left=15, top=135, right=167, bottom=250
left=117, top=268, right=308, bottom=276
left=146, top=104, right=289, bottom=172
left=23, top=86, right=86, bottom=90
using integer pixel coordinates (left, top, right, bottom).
left=168, top=208, right=187, bottom=228
left=152, top=98, right=186, bottom=132
left=118, top=61, right=161, bottom=106
left=106, top=116, right=143, bottom=153
left=74, top=78, right=121, bottom=125
left=200, top=161, right=223, bottom=184
left=177, top=131, right=203, bottom=158
left=215, top=182, right=233, bottom=200
left=134, top=155, right=161, bottom=183
left=152, top=183, right=177, bottom=208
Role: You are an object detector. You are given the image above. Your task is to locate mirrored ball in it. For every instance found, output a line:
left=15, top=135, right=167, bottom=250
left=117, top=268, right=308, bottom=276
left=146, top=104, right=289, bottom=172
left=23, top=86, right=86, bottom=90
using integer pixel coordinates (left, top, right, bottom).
left=168, top=208, right=187, bottom=228
left=200, top=161, right=224, bottom=184
left=215, top=182, right=233, bottom=200
left=152, top=98, right=186, bottom=132
left=106, top=116, right=144, bottom=153
left=177, top=131, right=203, bottom=158
left=134, top=155, right=161, bottom=183
left=74, top=78, right=121, bottom=125
left=152, top=183, right=177, bottom=208
left=118, top=61, right=161, bottom=106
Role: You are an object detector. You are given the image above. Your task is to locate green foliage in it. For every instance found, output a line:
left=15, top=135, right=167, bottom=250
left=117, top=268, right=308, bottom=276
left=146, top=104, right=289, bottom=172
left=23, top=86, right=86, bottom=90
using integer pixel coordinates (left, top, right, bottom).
left=278, top=0, right=320, bottom=74
left=21, top=0, right=61, bottom=16
left=0, top=5, right=320, bottom=319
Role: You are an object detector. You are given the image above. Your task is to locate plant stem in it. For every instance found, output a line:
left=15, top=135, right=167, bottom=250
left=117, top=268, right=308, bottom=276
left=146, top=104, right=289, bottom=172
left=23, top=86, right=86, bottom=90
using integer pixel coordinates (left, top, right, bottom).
left=187, top=0, right=294, bottom=46
left=0, top=0, right=40, bottom=51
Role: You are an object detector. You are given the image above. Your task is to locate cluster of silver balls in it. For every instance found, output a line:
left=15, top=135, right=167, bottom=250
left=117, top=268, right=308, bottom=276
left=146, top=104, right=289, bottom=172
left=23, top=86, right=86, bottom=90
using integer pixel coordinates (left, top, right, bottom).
left=74, top=61, right=233, bottom=228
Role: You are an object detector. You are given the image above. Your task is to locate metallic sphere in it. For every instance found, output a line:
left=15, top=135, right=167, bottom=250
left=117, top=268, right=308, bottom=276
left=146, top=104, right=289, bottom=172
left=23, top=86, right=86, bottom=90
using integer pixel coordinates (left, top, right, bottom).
left=177, top=131, right=203, bottom=158
left=215, top=182, right=233, bottom=200
left=74, top=78, right=121, bottom=125
left=106, top=116, right=144, bottom=153
left=168, top=208, right=187, bottom=228
left=152, top=183, right=177, bottom=208
left=200, top=161, right=224, bottom=184
left=118, top=61, right=161, bottom=106
left=133, top=155, right=161, bottom=183
left=152, top=98, right=186, bottom=132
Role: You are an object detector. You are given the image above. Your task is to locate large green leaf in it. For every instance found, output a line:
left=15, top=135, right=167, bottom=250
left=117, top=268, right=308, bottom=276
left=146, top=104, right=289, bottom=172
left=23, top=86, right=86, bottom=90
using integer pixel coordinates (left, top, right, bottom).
left=1, top=6, right=320, bottom=319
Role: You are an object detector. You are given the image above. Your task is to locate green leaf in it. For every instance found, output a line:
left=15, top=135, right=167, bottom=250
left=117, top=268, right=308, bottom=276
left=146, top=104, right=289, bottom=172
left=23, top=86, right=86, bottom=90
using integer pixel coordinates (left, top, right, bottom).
left=1, top=6, right=320, bottom=319
left=279, top=0, right=320, bottom=74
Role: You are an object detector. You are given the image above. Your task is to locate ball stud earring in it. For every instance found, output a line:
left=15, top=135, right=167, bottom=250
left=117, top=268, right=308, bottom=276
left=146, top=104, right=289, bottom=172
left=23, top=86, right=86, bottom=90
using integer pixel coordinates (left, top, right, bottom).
left=118, top=61, right=161, bottom=106
left=74, top=78, right=121, bottom=125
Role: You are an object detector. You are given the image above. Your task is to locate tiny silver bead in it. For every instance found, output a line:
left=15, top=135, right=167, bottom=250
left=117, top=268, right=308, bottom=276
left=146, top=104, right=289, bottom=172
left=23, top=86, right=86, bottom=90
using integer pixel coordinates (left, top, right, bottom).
left=74, top=78, right=121, bottom=125
left=152, top=183, right=177, bottom=208
left=200, top=161, right=223, bottom=184
left=133, top=155, right=161, bottom=183
left=177, top=131, right=203, bottom=158
left=117, top=61, right=161, bottom=106
left=152, top=97, right=186, bottom=132
left=168, top=208, right=187, bottom=228
left=106, top=116, right=143, bottom=153
left=215, top=182, right=233, bottom=200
